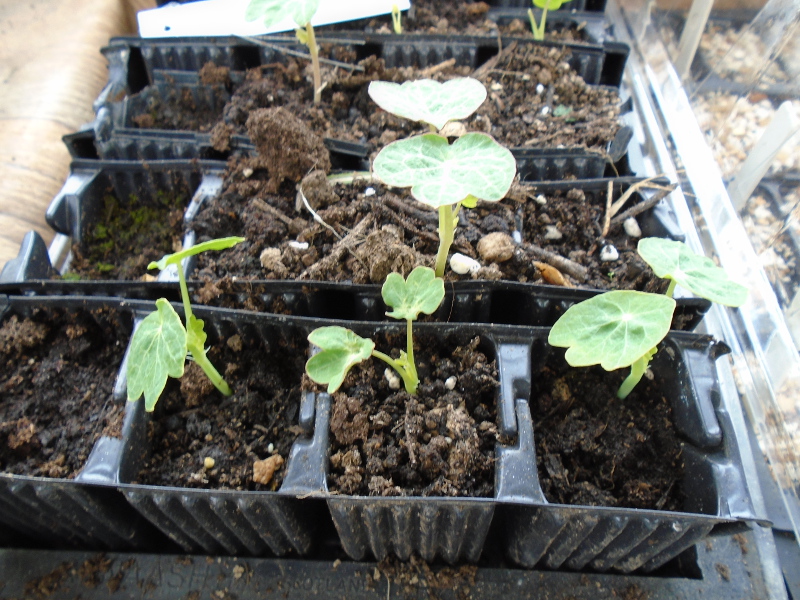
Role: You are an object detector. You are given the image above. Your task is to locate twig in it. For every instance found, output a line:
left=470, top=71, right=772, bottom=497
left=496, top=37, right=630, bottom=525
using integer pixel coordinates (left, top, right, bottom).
left=383, top=196, right=438, bottom=224
left=251, top=198, right=294, bottom=227
left=601, top=180, right=613, bottom=238
left=234, top=35, right=365, bottom=72
left=419, top=58, right=456, bottom=77
left=609, top=184, right=677, bottom=227
left=472, top=41, right=518, bottom=80
left=297, top=214, right=373, bottom=280
left=297, top=186, right=343, bottom=241
left=516, top=243, right=587, bottom=282
left=608, top=176, right=670, bottom=219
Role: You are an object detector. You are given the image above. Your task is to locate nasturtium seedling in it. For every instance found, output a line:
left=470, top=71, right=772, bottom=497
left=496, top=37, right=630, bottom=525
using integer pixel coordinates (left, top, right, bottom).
left=306, top=266, right=445, bottom=394
left=637, top=238, right=748, bottom=306
left=127, top=236, right=245, bottom=411
left=245, top=0, right=323, bottom=104
left=368, top=79, right=488, bottom=131
left=548, top=290, right=676, bottom=399
left=529, top=0, right=572, bottom=40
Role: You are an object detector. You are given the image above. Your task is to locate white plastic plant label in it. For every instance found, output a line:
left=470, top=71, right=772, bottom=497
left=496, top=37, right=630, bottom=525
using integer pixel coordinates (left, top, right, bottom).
left=138, top=0, right=411, bottom=38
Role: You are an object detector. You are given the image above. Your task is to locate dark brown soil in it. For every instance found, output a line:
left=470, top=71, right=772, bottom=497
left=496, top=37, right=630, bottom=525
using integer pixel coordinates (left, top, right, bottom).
left=531, top=348, right=685, bottom=510
left=0, top=308, right=129, bottom=478
left=316, top=334, right=499, bottom=497
left=66, top=189, right=187, bottom=281
left=376, top=554, right=478, bottom=600
left=135, top=42, right=619, bottom=154
left=135, top=327, right=307, bottom=490
left=192, top=175, right=665, bottom=293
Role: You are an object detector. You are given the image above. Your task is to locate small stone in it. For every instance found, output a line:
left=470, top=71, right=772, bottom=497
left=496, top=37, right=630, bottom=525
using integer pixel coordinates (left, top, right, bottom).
left=385, top=368, right=401, bottom=390
left=242, top=167, right=254, bottom=178
left=535, top=194, right=547, bottom=205
left=445, top=376, right=457, bottom=390
left=253, top=454, right=284, bottom=485
left=477, top=232, right=515, bottom=263
left=623, top=217, right=642, bottom=237
left=267, top=443, right=275, bottom=454
left=204, top=457, right=215, bottom=470
left=544, top=225, right=563, bottom=240
left=540, top=106, right=550, bottom=116
left=450, top=253, right=481, bottom=275
left=440, top=121, right=467, bottom=138
left=490, top=82, right=503, bottom=91
left=205, top=434, right=213, bottom=442
left=364, top=187, right=376, bottom=197
left=288, top=240, right=309, bottom=250
left=536, top=83, right=545, bottom=94
left=600, top=245, right=619, bottom=261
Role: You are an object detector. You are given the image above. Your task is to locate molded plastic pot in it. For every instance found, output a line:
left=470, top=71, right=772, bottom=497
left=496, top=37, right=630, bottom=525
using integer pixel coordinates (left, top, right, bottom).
left=497, top=330, right=763, bottom=573
left=44, top=159, right=225, bottom=280
left=485, top=0, right=607, bottom=11
left=83, top=34, right=630, bottom=176
left=0, top=295, right=170, bottom=551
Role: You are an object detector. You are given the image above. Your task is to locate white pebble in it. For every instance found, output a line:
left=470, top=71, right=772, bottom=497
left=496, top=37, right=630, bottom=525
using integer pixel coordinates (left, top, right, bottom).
left=490, top=82, right=503, bottom=91
left=540, top=106, right=550, bottom=116
left=242, top=168, right=254, bottom=178
left=535, top=194, right=547, bottom=205
left=204, top=457, right=215, bottom=470
left=600, top=245, right=619, bottom=261
left=544, top=225, right=563, bottom=240
left=623, top=217, right=642, bottom=238
left=288, top=240, right=309, bottom=250
left=512, top=231, right=522, bottom=244
left=445, top=376, right=457, bottom=390
left=364, top=187, right=376, bottom=197
left=267, top=443, right=275, bottom=454
left=450, top=253, right=481, bottom=275
left=385, top=368, right=401, bottom=390
left=536, top=83, right=545, bottom=94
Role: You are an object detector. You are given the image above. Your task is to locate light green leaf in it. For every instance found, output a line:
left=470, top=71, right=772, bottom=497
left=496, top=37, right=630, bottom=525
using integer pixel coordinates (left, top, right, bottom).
left=462, top=195, right=478, bottom=209
left=127, top=299, right=187, bottom=411
left=637, top=238, right=748, bottom=307
left=306, top=327, right=375, bottom=393
left=382, top=266, right=445, bottom=321
left=149, top=236, right=245, bottom=271
left=185, top=314, right=207, bottom=353
left=368, top=79, right=487, bottom=130
left=548, top=291, right=676, bottom=371
left=533, top=0, right=569, bottom=9
left=373, top=133, right=516, bottom=208
left=245, top=0, right=319, bottom=27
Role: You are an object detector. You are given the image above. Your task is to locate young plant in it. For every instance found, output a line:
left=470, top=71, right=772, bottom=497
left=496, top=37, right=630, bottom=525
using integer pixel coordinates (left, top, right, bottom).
left=391, top=4, right=402, bottom=34
left=369, top=78, right=517, bottom=277
left=245, top=0, right=323, bottom=104
left=637, top=237, right=749, bottom=306
left=549, top=238, right=748, bottom=399
left=305, top=266, right=445, bottom=394
left=528, top=0, right=572, bottom=41
left=127, top=236, right=245, bottom=411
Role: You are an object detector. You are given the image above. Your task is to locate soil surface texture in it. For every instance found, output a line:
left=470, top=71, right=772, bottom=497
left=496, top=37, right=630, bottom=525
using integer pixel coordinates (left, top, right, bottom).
left=134, top=41, right=619, bottom=156
left=192, top=175, right=664, bottom=293
left=531, top=348, right=685, bottom=510
left=135, top=326, right=307, bottom=490
left=0, top=307, right=129, bottom=478
left=67, top=189, right=188, bottom=281
left=314, top=334, right=499, bottom=497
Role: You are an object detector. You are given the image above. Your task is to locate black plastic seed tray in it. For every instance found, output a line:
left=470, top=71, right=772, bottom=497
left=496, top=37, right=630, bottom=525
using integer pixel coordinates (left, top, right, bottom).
left=485, top=0, right=607, bottom=12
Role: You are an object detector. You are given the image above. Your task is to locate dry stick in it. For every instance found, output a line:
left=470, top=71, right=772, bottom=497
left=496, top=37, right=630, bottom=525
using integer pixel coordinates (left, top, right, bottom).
left=251, top=198, right=294, bottom=227
left=419, top=58, right=457, bottom=78
left=517, top=243, right=588, bottom=283
left=601, top=180, right=614, bottom=238
left=609, top=185, right=677, bottom=228
left=472, top=41, right=518, bottom=80
left=607, top=176, right=663, bottom=218
left=297, top=214, right=373, bottom=280
left=234, top=35, right=365, bottom=72
left=378, top=203, right=440, bottom=245
left=383, top=195, right=438, bottom=224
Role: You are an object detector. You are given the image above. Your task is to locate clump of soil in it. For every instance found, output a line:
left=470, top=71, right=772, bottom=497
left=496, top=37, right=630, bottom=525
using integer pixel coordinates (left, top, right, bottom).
left=135, top=327, right=307, bottom=490
left=317, top=334, right=499, bottom=497
left=0, top=308, right=129, bottom=478
left=67, top=190, right=187, bottom=280
left=133, top=41, right=619, bottom=153
left=531, top=348, right=685, bottom=510
left=192, top=174, right=662, bottom=293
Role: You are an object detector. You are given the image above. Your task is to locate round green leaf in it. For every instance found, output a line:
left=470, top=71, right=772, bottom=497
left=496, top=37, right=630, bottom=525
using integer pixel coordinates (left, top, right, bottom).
left=548, top=291, right=676, bottom=371
left=127, top=298, right=188, bottom=411
left=373, top=133, right=516, bottom=208
left=533, top=0, right=569, bottom=9
left=306, top=327, right=375, bottom=393
left=382, top=266, right=445, bottom=321
left=245, top=0, right=319, bottom=27
left=637, top=238, right=748, bottom=307
left=368, top=78, right=487, bottom=130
